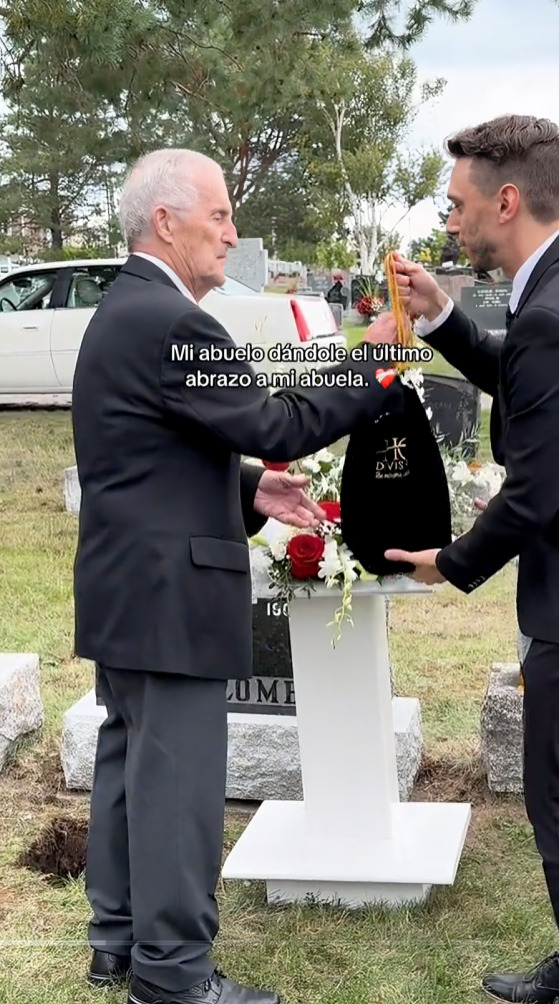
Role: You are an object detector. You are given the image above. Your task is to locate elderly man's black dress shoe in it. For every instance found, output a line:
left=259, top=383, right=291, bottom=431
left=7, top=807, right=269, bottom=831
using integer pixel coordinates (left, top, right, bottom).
left=482, top=952, right=559, bottom=1002
left=88, top=949, right=132, bottom=987
left=128, top=969, right=280, bottom=1004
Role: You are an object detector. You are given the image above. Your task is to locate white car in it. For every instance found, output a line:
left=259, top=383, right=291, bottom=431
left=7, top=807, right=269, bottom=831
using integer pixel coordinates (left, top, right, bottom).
left=0, top=258, right=346, bottom=394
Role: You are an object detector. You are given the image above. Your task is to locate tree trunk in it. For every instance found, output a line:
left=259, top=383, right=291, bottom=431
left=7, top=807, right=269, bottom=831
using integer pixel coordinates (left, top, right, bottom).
left=355, top=198, right=377, bottom=274
left=48, top=172, right=63, bottom=248
left=365, top=199, right=377, bottom=274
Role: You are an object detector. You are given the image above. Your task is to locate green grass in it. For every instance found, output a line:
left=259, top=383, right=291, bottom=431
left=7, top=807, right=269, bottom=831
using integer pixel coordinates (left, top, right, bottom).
left=0, top=409, right=540, bottom=1004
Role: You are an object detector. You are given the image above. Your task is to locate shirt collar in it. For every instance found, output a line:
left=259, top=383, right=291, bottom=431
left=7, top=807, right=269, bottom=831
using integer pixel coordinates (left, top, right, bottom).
left=509, top=230, right=559, bottom=312
left=132, top=252, right=197, bottom=303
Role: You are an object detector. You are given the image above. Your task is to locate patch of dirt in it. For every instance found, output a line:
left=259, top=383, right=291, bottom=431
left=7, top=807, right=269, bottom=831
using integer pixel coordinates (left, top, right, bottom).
left=38, top=751, right=67, bottom=793
left=410, top=751, right=530, bottom=848
left=17, top=816, right=88, bottom=880
left=411, top=751, right=494, bottom=806
left=4, top=745, right=66, bottom=797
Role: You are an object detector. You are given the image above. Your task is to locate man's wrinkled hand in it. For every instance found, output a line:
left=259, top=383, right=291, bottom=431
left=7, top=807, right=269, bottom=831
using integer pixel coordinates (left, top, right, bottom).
left=254, top=470, right=327, bottom=529
left=384, top=547, right=446, bottom=585
left=363, top=311, right=397, bottom=345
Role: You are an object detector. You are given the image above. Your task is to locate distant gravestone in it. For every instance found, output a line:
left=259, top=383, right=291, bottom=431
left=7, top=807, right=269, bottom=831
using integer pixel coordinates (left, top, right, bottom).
left=224, top=238, right=268, bottom=292
left=459, top=283, right=513, bottom=337
left=307, top=273, right=330, bottom=295
left=423, top=375, right=481, bottom=459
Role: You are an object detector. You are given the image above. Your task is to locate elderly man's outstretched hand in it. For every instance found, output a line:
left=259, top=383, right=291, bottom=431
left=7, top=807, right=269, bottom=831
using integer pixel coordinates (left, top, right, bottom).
left=254, top=470, right=327, bottom=529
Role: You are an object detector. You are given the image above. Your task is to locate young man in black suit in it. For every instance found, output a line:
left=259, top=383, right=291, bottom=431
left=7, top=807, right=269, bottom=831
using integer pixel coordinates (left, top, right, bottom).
left=72, top=148, right=401, bottom=1004
left=386, top=115, right=559, bottom=1003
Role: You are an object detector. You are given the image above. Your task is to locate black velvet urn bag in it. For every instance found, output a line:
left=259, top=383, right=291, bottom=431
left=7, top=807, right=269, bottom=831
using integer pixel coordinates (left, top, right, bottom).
left=340, top=376, right=453, bottom=576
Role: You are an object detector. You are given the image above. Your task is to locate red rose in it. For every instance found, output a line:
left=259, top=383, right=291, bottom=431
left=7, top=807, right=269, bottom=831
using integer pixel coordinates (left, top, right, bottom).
left=319, top=500, right=341, bottom=523
left=261, top=460, right=291, bottom=471
left=287, top=533, right=325, bottom=579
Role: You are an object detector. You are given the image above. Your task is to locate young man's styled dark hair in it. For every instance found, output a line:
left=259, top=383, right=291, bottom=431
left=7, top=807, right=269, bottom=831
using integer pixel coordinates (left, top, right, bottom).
left=445, top=115, right=559, bottom=223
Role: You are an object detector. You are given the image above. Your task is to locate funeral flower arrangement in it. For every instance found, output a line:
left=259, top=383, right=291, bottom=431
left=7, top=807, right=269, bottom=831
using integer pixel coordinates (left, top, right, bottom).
left=251, top=446, right=363, bottom=645
left=443, top=453, right=504, bottom=535
left=355, top=293, right=385, bottom=321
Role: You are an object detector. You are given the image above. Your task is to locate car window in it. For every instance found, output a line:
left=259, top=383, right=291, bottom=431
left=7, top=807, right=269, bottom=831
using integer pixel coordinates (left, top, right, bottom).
left=0, top=271, right=58, bottom=312
left=66, top=265, right=121, bottom=308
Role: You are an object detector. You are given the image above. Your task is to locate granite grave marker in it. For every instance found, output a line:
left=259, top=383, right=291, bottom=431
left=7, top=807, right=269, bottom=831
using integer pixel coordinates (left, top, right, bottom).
left=227, top=598, right=296, bottom=715
left=459, top=282, right=513, bottom=337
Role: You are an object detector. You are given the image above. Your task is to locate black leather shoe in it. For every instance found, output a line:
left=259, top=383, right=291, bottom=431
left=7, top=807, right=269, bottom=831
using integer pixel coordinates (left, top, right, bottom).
left=482, top=952, right=559, bottom=1002
left=128, top=969, right=280, bottom=1004
left=88, top=949, right=132, bottom=988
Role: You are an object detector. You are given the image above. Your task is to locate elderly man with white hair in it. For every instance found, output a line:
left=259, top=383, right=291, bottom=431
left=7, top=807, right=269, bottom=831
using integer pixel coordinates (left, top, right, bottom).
left=72, top=148, right=399, bottom=1004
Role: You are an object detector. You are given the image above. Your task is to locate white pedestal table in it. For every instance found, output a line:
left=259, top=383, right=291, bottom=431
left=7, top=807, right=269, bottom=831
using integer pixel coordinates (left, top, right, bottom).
left=223, top=574, right=471, bottom=908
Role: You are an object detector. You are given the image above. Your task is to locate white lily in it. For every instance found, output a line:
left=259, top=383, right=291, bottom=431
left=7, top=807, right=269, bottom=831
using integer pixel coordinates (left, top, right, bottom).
left=318, top=539, right=343, bottom=580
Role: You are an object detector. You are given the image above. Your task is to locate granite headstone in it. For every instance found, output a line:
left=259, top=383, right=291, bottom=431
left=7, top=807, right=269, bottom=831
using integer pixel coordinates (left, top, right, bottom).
left=423, top=374, right=481, bottom=459
left=227, top=597, right=296, bottom=716
left=224, top=237, right=268, bottom=292
left=459, top=282, right=513, bottom=338
left=307, top=273, right=331, bottom=296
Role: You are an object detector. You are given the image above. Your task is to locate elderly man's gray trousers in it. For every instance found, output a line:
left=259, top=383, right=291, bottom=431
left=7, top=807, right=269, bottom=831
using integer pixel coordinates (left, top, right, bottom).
left=86, top=665, right=228, bottom=992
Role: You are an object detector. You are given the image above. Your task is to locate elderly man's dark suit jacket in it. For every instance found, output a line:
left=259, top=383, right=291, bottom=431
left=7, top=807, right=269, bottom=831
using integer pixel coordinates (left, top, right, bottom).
left=423, top=236, right=559, bottom=643
left=72, top=255, right=398, bottom=680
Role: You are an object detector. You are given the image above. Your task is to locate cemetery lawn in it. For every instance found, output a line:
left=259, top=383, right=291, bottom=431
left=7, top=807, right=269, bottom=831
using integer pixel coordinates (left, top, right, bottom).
left=1, top=409, right=551, bottom=1004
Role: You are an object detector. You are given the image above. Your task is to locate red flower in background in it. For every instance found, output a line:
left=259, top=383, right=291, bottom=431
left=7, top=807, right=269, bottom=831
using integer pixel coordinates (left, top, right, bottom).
left=319, top=500, right=341, bottom=523
left=287, top=534, right=325, bottom=579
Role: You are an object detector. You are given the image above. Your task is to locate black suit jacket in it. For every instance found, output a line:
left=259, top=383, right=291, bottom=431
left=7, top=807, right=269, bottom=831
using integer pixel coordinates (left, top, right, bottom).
left=72, top=255, right=399, bottom=679
left=422, top=236, right=559, bottom=643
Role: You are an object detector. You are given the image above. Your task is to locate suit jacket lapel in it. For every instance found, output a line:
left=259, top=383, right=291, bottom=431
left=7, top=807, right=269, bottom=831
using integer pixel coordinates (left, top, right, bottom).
left=516, top=234, right=559, bottom=315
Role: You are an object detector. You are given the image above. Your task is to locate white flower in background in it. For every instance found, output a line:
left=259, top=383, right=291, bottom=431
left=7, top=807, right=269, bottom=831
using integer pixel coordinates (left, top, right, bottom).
left=269, top=537, right=288, bottom=561
left=426, top=407, right=433, bottom=420
left=318, top=539, right=342, bottom=580
left=400, top=367, right=426, bottom=404
left=450, top=460, right=472, bottom=485
left=338, top=544, right=358, bottom=581
left=316, top=474, right=332, bottom=497
left=400, top=368, right=424, bottom=387
left=314, top=448, right=335, bottom=465
left=471, top=464, right=504, bottom=497
left=301, top=457, right=320, bottom=474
